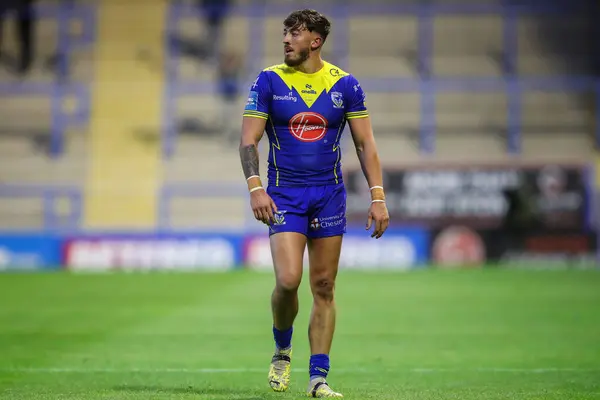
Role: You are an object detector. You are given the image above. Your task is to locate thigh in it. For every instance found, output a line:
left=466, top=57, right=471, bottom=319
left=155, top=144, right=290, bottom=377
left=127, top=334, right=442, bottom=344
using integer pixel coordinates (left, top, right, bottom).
left=267, top=186, right=310, bottom=288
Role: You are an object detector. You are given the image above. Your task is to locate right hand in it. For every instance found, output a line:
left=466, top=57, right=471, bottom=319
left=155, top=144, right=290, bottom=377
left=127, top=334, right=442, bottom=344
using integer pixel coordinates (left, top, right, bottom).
left=250, top=189, right=278, bottom=225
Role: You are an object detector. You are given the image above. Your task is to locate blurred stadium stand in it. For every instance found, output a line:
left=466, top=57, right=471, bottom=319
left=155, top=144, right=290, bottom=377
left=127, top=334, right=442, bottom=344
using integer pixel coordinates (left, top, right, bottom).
left=0, top=0, right=598, bottom=231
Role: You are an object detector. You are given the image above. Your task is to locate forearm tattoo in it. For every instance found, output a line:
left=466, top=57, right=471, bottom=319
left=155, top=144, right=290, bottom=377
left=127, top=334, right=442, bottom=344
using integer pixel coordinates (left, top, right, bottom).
left=240, top=144, right=260, bottom=179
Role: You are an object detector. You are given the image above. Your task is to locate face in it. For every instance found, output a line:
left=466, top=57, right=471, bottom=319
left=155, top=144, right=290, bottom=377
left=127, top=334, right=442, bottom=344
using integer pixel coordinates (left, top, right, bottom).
left=282, top=24, right=318, bottom=67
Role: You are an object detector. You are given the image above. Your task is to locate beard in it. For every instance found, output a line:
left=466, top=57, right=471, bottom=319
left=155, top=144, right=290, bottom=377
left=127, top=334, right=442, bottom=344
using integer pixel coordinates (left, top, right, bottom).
left=284, top=47, right=310, bottom=67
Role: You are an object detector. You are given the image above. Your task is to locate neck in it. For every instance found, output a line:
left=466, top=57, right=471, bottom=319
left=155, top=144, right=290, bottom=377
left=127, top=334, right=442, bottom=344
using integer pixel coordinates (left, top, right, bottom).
left=295, top=53, right=324, bottom=74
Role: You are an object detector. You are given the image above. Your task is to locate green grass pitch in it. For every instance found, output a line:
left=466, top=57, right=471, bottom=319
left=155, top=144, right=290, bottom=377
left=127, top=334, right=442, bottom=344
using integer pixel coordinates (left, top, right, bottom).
left=0, top=268, right=599, bottom=399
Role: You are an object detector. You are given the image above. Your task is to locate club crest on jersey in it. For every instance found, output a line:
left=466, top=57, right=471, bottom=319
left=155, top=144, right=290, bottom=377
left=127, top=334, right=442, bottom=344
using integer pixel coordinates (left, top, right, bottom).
left=331, top=91, right=344, bottom=109
left=288, top=112, right=328, bottom=142
left=273, top=210, right=287, bottom=226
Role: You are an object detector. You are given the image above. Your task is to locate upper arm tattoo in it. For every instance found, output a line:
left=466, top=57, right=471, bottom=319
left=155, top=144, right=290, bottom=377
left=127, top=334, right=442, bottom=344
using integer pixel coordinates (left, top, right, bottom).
left=240, top=144, right=260, bottom=179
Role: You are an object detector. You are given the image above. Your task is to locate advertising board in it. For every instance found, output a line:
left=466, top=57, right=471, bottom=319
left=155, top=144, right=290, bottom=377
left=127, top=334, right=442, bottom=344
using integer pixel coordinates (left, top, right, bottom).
left=344, top=164, right=588, bottom=230
left=62, top=233, right=243, bottom=271
left=429, top=225, right=597, bottom=269
left=0, top=233, right=61, bottom=270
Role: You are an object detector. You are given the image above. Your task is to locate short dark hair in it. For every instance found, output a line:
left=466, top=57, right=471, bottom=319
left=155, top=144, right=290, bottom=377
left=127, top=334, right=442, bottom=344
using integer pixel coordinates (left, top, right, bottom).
left=283, top=9, right=331, bottom=43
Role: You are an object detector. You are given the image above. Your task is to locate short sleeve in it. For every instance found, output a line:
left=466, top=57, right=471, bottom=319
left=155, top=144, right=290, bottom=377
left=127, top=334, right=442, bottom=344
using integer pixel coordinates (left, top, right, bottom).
left=243, top=71, right=271, bottom=120
left=344, top=75, right=369, bottom=120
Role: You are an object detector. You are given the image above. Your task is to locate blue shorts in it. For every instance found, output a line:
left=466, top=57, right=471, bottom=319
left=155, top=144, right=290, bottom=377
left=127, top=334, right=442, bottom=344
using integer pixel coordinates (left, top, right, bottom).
left=266, top=183, right=347, bottom=239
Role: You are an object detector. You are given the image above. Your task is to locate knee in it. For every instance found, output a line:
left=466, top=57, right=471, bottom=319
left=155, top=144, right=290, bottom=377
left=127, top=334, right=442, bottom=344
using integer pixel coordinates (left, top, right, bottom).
left=311, top=277, right=336, bottom=302
left=276, top=272, right=301, bottom=293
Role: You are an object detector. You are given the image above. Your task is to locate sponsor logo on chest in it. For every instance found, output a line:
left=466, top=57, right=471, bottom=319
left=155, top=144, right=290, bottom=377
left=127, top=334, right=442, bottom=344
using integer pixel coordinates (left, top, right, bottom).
left=288, top=112, right=328, bottom=142
left=273, top=91, right=298, bottom=102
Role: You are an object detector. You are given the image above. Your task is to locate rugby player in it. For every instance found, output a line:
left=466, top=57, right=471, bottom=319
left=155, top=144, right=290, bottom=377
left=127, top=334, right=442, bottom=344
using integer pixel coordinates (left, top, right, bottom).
left=239, top=9, right=389, bottom=398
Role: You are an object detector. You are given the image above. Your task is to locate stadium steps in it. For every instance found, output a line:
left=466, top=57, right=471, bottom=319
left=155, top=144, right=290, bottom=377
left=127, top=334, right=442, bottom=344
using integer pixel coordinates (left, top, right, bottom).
left=0, top=86, right=87, bottom=184
left=345, top=15, right=418, bottom=78
left=0, top=196, right=45, bottom=229
left=435, top=92, right=508, bottom=131
left=431, top=15, right=503, bottom=77
left=174, top=94, right=245, bottom=133
left=0, top=17, right=57, bottom=82
left=0, top=133, right=87, bottom=184
left=517, top=55, right=595, bottom=76
left=348, top=16, right=418, bottom=55
left=366, top=92, right=420, bottom=134
left=175, top=14, right=249, bottom=82
left=348, top=56, right=417, bottom=79
left=433, top=132, right=508, bottom=162
left=0, top=4, right=88, bottom=231
left=517, top=14, right=595, bottom=76
left=0, top=96, right=51, bottom=131
left=347, top=12, right=593, bottom=161
left=521, top=132, right=593, bottom=160
left=84, top=0, right=165, bottom=229
left=517, top=11, right=594, bottom=162
left=177, top=58, right=216, bottom=82
left=0, top=14, right=93, bottom=83
left=176, top=13, right=249, bottom=55
left=167, top=196, right=248, bottom=229
left=433, top=15, right=503, bottom=54
left=0, top=4, right=92, bottom=184
left=521, top=92, right=594, bottom=131
left=0, top=133, right=87, bottom=230
left=164, top=136, right=245, bottom=182
left=432, top=55, right=502, bottom=77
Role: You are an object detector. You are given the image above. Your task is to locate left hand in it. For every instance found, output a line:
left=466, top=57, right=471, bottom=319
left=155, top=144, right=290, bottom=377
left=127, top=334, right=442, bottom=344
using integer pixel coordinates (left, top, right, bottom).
left=365, top=201, right=390, bottom=239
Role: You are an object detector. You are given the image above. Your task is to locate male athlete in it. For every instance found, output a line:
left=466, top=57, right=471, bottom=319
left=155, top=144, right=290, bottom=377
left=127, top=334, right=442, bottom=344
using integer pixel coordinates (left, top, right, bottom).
left=239, top=9, right=389, bottom=398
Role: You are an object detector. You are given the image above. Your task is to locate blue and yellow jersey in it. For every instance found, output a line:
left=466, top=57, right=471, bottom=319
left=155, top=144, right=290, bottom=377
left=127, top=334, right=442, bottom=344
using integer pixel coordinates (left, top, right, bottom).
left=243, top=61, right=368, bottom=187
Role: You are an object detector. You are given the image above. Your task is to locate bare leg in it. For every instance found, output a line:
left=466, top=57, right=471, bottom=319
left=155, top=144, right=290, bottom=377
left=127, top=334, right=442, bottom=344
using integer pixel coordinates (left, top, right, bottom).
left=267, top=231, right=306, bottom=392
left=307, top=235, right=342, bottom=356
left=270, top=232, right=306, bottom=331
left=304, top=235, right=344, bottom=397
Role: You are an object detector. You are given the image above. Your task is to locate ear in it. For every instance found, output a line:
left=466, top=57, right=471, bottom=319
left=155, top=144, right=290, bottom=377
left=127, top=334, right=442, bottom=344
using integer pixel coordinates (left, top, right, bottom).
left=311, top=37, right=322, bottom=51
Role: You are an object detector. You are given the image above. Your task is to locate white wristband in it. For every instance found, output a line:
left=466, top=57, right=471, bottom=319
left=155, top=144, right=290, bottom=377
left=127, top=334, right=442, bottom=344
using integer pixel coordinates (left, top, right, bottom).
left=249, top=186, right=264, bottom=193
left=370, top=185, right=384, bottom=191
left=246, top=175, right=260, bottom=181
left=371, top=199, right=385, bottom=203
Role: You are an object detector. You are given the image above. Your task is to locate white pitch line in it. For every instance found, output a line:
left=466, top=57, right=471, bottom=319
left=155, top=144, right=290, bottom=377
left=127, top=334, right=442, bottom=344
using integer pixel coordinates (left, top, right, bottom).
left=3, top=367, right=265, bottom=374
left=2, top=367, right=598, bottom=374
left=412, top=368, right=600, bottom=373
